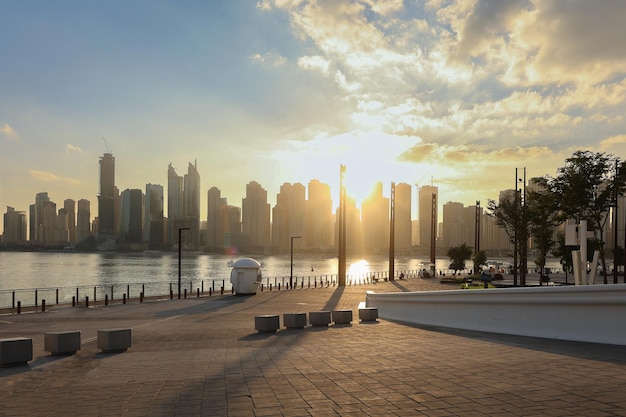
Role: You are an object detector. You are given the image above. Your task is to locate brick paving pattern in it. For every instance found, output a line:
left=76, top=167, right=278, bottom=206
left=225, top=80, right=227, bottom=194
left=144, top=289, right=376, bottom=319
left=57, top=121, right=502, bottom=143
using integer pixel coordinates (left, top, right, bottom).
left=1, top=277, right=626, bottom=416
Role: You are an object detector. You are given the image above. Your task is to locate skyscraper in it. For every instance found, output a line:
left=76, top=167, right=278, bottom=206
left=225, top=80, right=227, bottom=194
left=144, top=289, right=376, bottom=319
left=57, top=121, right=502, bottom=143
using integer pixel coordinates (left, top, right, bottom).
left=145, top=183, right=164, bottom=249
left=242, top=181, right=270, bottom=253
left=361, top=182, right=389, bottom=254
left=29, top=191, right=49, bottom=243
left=167, top=163, right=183, bottom=246
left=98, top=153, right=116, bottom=237
left=2, top=207, right=27, bottom=244
left=207, top=187, right=227, bottom=250
left=64, top=199, right=76, bottom=243
left=183, top=161, right=201, bottom=250
left=272, top=182, right=306, bottom=253
left=306, top=179, right=332, bottom=251
left=119, top=188, right=143, bottom=244
left=418, top=185, right=438, bottom=251
left=395, top=183, right=412, bottom=253
left=76, top=199, right=91, bottom=241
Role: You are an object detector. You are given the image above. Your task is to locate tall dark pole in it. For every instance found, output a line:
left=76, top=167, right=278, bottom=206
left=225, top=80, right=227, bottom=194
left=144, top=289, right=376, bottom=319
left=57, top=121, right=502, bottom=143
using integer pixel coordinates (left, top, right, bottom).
left=520, top=167, right=527, bottom=286
left=290, top=236, right=301, bottom=289
left=338, top=165, right=347, bottom=286
left=389, top=182, right=395, bottom=281
left=475, top=200, right=480, bottom=274
left=178, top=227, right=190, bottom=299
left=614, top=160, right=619, bottom=284
left=430, top=192, right=436, bottom=276
left=513, top=168, right=518, bottom=286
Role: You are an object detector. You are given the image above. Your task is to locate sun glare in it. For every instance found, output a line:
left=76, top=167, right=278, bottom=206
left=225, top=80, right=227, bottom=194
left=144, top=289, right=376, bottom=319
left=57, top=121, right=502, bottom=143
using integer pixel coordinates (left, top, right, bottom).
left=347, top=259, right=371, bottom=284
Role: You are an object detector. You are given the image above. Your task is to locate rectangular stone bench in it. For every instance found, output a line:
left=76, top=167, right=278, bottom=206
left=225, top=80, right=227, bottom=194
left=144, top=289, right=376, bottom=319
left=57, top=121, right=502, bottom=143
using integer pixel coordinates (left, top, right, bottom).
left=283, top=313, right=307, bottom=329
left=358, top=307, right=379, bottom=322
left=97, top=328, right=132, bottom=353
left=332, top=310, right=353, bottom=325
left=255, top=315, right=280, bottom=333
left=0, top=337, right=33, bottom=367
left=44, top=331, right=81, bottom=355
left=309, top=311, right=331, bottom=327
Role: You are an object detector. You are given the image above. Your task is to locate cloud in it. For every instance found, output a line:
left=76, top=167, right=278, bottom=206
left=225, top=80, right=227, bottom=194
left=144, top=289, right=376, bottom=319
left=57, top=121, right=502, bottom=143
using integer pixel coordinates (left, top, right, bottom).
left=0, top=123, right=19, bottom=140
left=250, top=52, right=288, bottom=67
left=30, top=170, right=80, bottom=185
left=66, top=144, right=83, bottom=153
left=297, top=55, right=331, bottom=75
left=600, top=135, right=626, bottom=152
left=399, top=142, right=554, bottom=164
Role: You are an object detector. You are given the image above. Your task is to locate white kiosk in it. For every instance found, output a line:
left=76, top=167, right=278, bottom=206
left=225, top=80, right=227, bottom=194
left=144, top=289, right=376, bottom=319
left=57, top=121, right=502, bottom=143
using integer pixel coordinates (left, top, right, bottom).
left=230, top=258, right=262, bottom=295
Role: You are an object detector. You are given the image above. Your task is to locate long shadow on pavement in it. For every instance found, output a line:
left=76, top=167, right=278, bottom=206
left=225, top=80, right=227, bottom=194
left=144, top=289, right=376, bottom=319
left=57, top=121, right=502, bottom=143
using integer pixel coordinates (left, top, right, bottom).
left=390, top=319, right=626, bottom=365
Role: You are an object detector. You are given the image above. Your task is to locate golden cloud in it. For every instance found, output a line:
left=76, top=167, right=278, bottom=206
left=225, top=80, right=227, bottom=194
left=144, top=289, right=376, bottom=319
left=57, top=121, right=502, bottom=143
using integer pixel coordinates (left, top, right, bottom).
left=66, top=144, right=83, bottom=153
left=30, top=170, right=80, bottom=185
left=0, top=123, right=18, bottom=140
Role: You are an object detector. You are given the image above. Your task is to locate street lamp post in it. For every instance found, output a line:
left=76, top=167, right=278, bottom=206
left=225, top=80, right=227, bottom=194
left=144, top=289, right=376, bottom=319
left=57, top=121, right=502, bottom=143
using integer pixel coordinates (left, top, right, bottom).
left=178, top=227, right=190, bottom=299
left=290, top=236, right=301, bottom=289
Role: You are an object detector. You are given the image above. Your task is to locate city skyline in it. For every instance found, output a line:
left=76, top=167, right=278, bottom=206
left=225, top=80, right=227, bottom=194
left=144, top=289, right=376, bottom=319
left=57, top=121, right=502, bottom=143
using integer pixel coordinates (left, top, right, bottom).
left=2, top=1, right=626, bottom=234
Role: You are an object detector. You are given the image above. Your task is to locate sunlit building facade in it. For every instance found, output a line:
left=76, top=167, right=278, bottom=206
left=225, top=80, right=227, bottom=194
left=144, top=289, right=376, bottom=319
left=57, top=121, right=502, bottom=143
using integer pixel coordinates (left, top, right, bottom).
left=242, top=181, right=270, bottom=252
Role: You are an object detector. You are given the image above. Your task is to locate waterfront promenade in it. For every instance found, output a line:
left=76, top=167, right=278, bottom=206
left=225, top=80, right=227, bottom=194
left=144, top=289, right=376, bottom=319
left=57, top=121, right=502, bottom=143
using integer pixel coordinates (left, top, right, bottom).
left=1, top=277, right=626, bottom=416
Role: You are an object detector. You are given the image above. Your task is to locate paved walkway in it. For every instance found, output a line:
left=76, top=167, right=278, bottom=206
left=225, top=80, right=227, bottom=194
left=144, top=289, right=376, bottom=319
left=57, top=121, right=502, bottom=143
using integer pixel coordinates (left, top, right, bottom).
left=1, top=277, right=626, bottom=416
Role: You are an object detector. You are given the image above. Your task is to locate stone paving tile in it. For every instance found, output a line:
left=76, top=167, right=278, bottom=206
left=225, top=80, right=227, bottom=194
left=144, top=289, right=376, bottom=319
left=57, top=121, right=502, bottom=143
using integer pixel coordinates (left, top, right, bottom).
left=2, top=278, right=626, bottom=416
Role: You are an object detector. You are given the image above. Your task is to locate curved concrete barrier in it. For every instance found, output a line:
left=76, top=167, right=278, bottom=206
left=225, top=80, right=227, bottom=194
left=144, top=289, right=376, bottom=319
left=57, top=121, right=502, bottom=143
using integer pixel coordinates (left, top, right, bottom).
left=366, top=284, right=626, bottom=346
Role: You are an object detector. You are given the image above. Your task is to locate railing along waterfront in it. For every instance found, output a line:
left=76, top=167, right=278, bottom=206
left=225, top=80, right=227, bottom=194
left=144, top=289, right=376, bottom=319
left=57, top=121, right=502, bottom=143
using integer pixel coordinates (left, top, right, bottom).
left=0, top=269, right=422, bottom=312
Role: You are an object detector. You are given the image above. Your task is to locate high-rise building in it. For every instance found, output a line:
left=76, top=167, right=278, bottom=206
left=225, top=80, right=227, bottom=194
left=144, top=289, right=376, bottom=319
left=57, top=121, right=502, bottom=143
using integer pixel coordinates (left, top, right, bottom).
left=272, top=182, right=306, bottom=253
left=335, top=195, right=361, bottom=254
left=221, top=205, right=243, bottom=250
left=145, top=184, right=164, bottom=249
left=56, top=207, right=69, bottom=244
left=119, top=189, right=143, bottom=243
left=2, top=207, right=27, bottom=244
left=98, top=153, right=116, bottom=237
left=418, top=185, right=438, bottom=251
left=306, top=179, right=333, bottom=251
left=442, top=201, right=464, bottom=249
left=395, top=183, right=412, bottom=253
left=29, top=192, right=50, bottom=243
left=42, top=200, right=57, bottom=245
left=64, top=199, right=76, bottom=243
left=242, top=181, right=270, bottom=252
left=207, top=187, right=227, bottom=250
left=76, top=199, right=91, bottom=241
left=167, top=163, right=183, bottom=245
left=182, top=161, right=201, bottom=250
left=361, top=182, right=389, bottom=254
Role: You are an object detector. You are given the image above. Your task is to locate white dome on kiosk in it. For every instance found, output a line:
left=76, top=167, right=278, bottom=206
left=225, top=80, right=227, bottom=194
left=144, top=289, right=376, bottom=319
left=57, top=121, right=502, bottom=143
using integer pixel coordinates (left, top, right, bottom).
left=232, top=258, right=261, bottom=269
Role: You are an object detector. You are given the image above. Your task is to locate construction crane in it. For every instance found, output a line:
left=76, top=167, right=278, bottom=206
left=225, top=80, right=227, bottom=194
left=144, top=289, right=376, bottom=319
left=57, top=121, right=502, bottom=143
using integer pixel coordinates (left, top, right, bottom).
left=102, top=137, right=111, bottom=153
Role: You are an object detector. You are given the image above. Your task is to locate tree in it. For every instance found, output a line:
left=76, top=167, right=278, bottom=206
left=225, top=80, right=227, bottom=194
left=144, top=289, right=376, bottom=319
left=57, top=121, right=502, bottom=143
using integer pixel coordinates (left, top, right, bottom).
left=447, top=243, right=473, bottom=275
left=487, top=189, right=531, bottom=286
left=472, top=250, right=487, bottom=275
left=526, top=178, right=561, bottom=285
left=544, top=151, right=626, bottom=284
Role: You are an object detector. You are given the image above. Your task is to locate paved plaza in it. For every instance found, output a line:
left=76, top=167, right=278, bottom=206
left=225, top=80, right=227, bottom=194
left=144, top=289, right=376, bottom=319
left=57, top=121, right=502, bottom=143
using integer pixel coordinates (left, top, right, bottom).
left=1, top=277, right=626, bottom=416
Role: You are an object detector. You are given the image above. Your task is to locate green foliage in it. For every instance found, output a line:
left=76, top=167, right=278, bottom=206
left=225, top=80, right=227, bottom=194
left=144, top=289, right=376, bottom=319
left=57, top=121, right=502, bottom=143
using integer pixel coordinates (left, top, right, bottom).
left=447, top=243, right=473, bottom=274
left=472, top=250, right=487, bottom=274
left=545, top=150, right=626, bottom=283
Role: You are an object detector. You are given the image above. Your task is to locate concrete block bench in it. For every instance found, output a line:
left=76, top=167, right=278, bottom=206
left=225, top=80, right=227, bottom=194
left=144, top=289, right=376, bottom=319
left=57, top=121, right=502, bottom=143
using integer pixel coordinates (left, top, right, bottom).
left=332, top=310, right=353, bottom=325
left=0, top=337, right=33, bottom=367
left=45, top=331, right=81, bottom=355
left=97, top=328, right=132, bottom=353
left=255, top=315, right=280, bottom=333
left=309, top=311, right=332, bottom=327
left=358, top=307, right=379, bottom=322
left=283, top=313, right=307, bottom=329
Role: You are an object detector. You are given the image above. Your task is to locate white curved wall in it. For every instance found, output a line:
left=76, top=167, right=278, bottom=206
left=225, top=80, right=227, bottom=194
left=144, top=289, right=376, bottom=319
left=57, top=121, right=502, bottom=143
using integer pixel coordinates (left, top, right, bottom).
left=366, top=284, right=626, bottom=345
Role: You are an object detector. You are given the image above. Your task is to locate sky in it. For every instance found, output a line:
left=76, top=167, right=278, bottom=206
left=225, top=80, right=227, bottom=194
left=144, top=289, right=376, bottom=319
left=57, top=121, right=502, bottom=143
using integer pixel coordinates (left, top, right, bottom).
left=2, top=0, right=626, bottom=233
